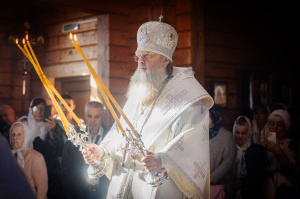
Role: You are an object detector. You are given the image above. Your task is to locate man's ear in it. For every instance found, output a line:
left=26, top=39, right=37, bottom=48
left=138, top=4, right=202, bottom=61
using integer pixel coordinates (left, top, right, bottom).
left=164, top=58, right=170, bottom=67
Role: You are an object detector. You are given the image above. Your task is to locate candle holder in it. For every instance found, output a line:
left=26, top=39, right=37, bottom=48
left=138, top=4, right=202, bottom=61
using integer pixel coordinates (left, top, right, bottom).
left=87, top=160, right=108, bottom=179
left=66, top=123, right=108, bottom=179
left=121, top=129, right=169, bottom=187
left=144, top=168, right=169, bottom=187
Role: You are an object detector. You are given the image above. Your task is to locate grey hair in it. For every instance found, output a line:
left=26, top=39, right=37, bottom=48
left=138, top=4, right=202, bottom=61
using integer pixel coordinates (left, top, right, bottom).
left=159, top=55, right=173, bottom=77
left=85, top=101, right=105, bottom=115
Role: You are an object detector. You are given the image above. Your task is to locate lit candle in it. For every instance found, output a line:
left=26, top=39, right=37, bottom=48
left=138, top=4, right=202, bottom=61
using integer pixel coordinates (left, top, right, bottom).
left=23, top=38, right=25, bottom=45
left=74, top=34, right=77, bottom=42
left=26, top=33, right=28, bottom=41
left=16, top=38, right=18, bottom=44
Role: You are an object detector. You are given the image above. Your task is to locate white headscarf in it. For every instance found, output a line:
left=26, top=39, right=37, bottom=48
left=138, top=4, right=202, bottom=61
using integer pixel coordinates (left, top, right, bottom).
left=19, top=116, right=41, bottom=148
left=28, top=101, right=48, bottom=141
left=10, top=122, right=32, bottom=168
left=233, top=115, right=253, bottom=178
left=268, top=109, right=291, bottom=131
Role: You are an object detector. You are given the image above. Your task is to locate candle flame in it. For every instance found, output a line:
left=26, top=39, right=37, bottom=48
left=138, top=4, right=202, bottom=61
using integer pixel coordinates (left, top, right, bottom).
left=26, top=33, right=28, bottom=41
left=74, top=34, right=77, bottom=42
left=70, top=33, right=73, bottom=40
left=16, top=38, right=18, bottom=44
left=23, top=38, right=25, bottom=45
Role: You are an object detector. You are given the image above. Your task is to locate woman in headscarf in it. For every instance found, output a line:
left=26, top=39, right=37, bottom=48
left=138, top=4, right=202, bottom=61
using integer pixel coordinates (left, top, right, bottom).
left=19, top=116, right=51, bottom=159
left=19, top=116, right=57, bottom=199
left=28, top=97, right=56, bottom=141
left=265, top=109, right=299, bottom=199
left=232, top=116, right=267, bottom=199
left=10, top=122, right=48, bottom=199
left=209, top=106, right=236, bottom=199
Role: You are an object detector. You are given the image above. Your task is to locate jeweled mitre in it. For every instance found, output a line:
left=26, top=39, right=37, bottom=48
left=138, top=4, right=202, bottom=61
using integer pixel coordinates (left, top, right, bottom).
left=136, top=21, right=178, bottom=62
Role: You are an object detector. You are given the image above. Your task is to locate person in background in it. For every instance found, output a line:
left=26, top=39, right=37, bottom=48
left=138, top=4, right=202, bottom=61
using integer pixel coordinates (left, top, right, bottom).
left=28, top=97, right=56, bottom=141
left=19, top=116, right=57, bottom=199
left=45, top=94, right=80, bottom=199
left=209, top=106, right=236, bottom=199
left=232, top=115, right=267, bottom=199
left=264, top=109, right=299, bottom=199
left=251, top=103, right=270, bottom=146
left=61, top=101, right=110, bottom=199
left=0, top=104, right=18, bottom=144
left=45, top=94, right=78, bottom=165
left=10, top=122, right=48, bottom=199
left=19, top=116, right=52, bottom=172
left=0, top=134, right=36, bottom=199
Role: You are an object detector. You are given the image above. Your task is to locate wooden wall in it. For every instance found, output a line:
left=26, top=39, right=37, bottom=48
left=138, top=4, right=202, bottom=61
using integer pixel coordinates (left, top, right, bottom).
left=202, top=1, right=296, bottom=130
left=1, top=0, right=298, bottom=132
left=33, top=7, right=130, bottom=125
left=0, top=7, right=31, bottom=117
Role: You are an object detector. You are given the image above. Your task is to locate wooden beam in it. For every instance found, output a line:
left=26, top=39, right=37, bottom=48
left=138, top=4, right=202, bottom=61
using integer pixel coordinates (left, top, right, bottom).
left=42, top=61, right=95, bottom=78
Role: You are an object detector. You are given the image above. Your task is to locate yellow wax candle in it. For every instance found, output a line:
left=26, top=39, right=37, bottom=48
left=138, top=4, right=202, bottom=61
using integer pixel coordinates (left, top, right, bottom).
left=73, top=41, right=137, bottom=134
left=23, top=42, right=71, bottom=133
left=72, top=41, right=125, bottom=133
left=27, top=40, right=82, bottom=126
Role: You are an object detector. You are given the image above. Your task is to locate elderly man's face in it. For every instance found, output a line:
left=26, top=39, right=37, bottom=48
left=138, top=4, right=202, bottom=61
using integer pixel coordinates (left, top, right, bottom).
left=0, top=107, right=16, bottom=125
left=85, top=107, right=102, bottom=131
left=135, top=51, right=169, bottom=72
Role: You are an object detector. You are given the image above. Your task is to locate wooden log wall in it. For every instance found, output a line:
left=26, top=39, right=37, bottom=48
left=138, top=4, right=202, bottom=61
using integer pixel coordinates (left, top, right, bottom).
left=203, top=1, right=280, bottom=130
left=31, top=10, right=98, bottom=120
left=0, top=9, right=31, bottom=117
left=1, top=0, right=298, bottom=132
left=33, top=8, right=130, bottom=125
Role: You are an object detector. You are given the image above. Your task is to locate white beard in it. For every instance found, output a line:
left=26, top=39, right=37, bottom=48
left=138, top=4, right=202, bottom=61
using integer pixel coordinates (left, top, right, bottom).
left=126, top=63, right=167, bottom=105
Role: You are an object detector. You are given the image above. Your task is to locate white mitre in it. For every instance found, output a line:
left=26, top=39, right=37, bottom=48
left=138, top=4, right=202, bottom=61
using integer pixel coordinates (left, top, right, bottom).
left=135, top=16, right=178, bottom=62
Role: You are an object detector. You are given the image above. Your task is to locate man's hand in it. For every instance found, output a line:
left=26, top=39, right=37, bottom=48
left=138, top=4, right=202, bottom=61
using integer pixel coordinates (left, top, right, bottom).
left=82, top=143, right=105, bottom=164
left=141, top=151, right=162, bottom=173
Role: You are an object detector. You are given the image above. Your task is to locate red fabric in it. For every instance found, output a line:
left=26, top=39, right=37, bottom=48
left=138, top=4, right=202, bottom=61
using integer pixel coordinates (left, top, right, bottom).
left=210, top=185, right=225, bottom=199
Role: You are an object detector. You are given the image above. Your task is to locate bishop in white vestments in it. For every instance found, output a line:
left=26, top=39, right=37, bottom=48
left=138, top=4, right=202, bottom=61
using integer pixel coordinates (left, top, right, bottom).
left=83, top=18, right=214, bottom=199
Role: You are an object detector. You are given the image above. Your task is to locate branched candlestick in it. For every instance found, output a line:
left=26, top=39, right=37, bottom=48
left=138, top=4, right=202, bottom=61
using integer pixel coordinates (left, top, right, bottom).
left=121, top=128, right=169, bottom=187
left=66, top=124, right=108, bottom=179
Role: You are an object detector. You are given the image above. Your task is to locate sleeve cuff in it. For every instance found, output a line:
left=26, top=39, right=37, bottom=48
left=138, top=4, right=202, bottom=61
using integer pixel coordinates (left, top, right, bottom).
left=157, top=152, right=167, bottom=169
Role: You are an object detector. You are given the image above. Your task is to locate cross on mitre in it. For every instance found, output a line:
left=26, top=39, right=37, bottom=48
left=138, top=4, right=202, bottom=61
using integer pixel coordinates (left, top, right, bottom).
left=159, top=15, right=163, bottom=22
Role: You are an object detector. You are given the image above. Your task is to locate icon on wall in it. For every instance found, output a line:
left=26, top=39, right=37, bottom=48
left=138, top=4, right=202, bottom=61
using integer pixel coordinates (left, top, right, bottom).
left=213, top=82, right=227, bottom=107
